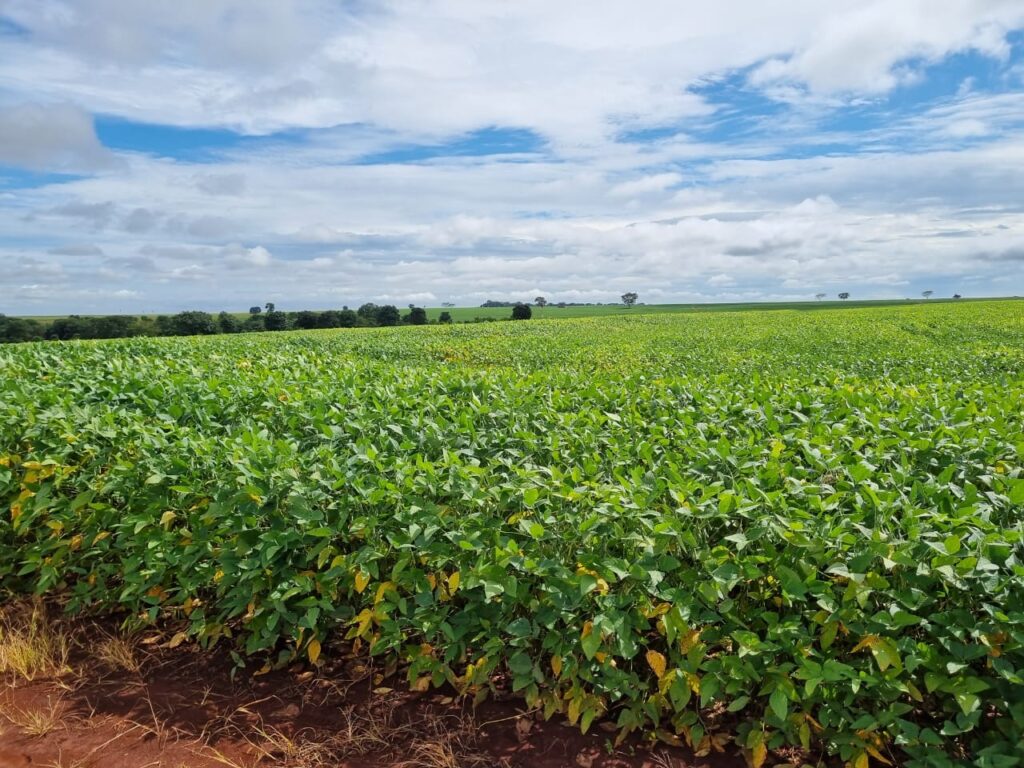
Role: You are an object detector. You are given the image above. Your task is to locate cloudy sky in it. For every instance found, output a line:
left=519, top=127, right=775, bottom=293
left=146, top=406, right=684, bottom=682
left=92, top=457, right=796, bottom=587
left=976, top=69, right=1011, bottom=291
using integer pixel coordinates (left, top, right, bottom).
left=1, top=1, right=1023, bottom=314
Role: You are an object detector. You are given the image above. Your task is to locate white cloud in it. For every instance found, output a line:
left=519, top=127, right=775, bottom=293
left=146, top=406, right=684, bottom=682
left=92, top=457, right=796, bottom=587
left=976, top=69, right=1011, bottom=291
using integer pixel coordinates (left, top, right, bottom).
left=0, top=103, right=116, bottom=171
left=3, top=1, right=1021, bottom=144
left=0, top=1, right=1022, bottom=313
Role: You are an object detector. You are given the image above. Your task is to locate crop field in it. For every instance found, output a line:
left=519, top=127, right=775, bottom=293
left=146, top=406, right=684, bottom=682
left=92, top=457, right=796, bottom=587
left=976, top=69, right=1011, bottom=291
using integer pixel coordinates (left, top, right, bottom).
left=2, top=301, right=1023, bottom=767
left=421, top=298, right=992, bottom=323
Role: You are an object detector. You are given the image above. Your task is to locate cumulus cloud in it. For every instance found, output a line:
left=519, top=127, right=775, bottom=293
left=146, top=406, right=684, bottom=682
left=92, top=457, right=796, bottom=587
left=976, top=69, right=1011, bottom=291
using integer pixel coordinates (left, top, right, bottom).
left=0, top=103, right=115, bottom=172
left=0, top=1, right=1022, bottom=313
left=2, top=1, right=1021, bottom=143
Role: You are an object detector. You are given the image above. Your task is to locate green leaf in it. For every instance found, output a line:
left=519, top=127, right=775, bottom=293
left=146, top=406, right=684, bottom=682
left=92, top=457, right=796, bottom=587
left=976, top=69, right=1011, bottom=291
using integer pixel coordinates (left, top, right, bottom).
left=769, top=687, right=788, bottom=720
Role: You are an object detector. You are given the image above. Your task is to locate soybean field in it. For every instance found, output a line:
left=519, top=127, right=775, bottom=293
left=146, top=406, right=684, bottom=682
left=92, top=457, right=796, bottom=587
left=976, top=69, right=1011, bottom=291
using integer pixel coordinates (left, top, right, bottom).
left=2, top=301, right=1023, bottom=767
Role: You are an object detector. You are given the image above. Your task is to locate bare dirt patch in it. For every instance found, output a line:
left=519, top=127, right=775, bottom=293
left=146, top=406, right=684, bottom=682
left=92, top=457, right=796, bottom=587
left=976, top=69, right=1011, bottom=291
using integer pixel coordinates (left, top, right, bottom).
left=0, top=603, right=744, bottom=768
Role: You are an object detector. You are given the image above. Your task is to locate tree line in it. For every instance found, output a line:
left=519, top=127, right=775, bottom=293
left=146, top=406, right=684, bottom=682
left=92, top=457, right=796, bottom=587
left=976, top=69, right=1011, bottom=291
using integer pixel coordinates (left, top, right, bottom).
left=0, top=302, right=455, bottom=345
left=0, top=294, right=644, bottom=345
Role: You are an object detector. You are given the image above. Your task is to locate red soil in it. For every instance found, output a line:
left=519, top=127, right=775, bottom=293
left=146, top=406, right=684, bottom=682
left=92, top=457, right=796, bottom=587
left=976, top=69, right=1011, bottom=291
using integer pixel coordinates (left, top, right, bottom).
left=0, top=613, right=745, bottom=768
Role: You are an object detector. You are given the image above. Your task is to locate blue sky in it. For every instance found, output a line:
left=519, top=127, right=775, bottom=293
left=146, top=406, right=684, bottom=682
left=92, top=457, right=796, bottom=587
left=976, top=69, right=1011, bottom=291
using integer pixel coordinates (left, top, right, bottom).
left=0, top=1, right=1022, bottom=314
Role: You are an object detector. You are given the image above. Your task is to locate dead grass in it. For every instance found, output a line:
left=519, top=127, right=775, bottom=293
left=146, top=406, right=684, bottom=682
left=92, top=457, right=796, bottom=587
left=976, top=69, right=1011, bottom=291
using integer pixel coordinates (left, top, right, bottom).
left=0, top=693, right=68, bottom=737
left=0, top=603, right=71, bottom=681
left=248, top=726, right=340, bottom=767
left=95, top=632, right=141, bottom=674
left=199, top=690, right=501, bottom=768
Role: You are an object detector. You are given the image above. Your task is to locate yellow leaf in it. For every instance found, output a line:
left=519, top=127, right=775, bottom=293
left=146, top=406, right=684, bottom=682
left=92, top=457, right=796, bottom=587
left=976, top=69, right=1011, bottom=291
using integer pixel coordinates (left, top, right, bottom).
left=853, top=752, right=870, bottom=768
left=92, top=531, right=110, bottom=545
left=866, top=746, right=892, bottom=766
left=167, top=631, right=187, bottom=649
left=852, top=635, right=878, bottom=654
left=447, top=571, right=460, bottom=592
left=412, top=675, right=431, bottom=691
left=680, top=628, right=702, bottom=654
left=749, top=741, right=767, bottom=768
left=374, top=580, right=395, bottom=604
left=426, top=573, right=437, bottom=589
left=160, top=510, right=176, bottom=528
left=551, top=655, right=563, bottom=677
left=567, top=697, right=581, bottom=724
left=685, top=671, right=701, bottom=694
left=645, top=649, right=667, bottom=679
left=352, top=608, right=374, bottom=637
left=354, top=570, right=370, bottom=593
left=581, top=621, right=593, bottom=639
left=308, top=638, right=321, bottom=664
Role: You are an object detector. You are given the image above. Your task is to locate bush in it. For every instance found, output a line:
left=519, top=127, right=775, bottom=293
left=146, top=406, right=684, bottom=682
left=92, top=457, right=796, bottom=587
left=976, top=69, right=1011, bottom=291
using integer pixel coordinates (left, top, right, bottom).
left=264, top=311, right=289, bottom=331
left=512, top=303, right=532, bottom=320
left=166, top=311, right=217, bottom=336
left=218, top=312, right=241, bottom=334
left=377, top=305, right=401, bottom=327
left=405, top=307, right=428, bottom=325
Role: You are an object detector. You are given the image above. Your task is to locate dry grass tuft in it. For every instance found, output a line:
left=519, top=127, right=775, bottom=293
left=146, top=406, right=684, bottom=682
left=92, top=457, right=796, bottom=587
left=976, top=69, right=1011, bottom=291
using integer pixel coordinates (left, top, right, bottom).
left=248, top=726, right=340, bottom=768
left=0, top=603, right=71, bottom=681
left=0, top=693, right=68, bottom=737
left=95, top=632, right=141, bottom=673
left=393, top=709, right=497, bottom=768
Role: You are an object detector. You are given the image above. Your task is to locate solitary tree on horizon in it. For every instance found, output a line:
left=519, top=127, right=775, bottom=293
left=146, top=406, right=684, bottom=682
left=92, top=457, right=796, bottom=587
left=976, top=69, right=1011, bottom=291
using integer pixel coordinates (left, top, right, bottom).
left=622, top=292, right=638, bottom=308
left=922, top=290, right=934, bottom=299
left=815, top=293, right=826, bottom=301
left=838, top=292, right=850, bottom=300
left=535, top=296, right=547, bottom=308
left=512, top=303, right=532, bottom=320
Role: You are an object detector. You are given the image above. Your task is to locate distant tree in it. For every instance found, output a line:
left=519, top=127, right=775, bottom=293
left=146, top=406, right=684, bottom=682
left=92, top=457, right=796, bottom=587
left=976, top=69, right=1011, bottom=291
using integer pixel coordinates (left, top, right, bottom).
left=621, top=292, right=638, bottom=308
left=953, top=293, right=963, bottom=299
left=294, top=310, right=320, bottom=329
left=815, top=293, right=827, bottom=301
left=442, top=302, right=455, bottom=307
left=264, top=310, right=288, bottom=331
left=556, top=301, right=566, bottom=308
left=244, top=314, right=266, bottom=332
left=535, top=296, right=547, bottom=308
left=512, top=302, right=532, bottom=320
left=336, top=309, right=358, bottom=327
left=376, top=305, right=401, bottom=326
left=922, top=290, right=934, bottom=299
left=90, top=316, right=140, bottom=339
left=168, top=311, right=217, bottom=336
left=838, top=292, right=850, bottom=300
left=218, top=312, right=241, bottom=334
left=317, top=310, right=341, bottom=328
left=405, top=306, right=428, bottom=325
left=264, top=302, right=276, bottom=313
left=0, top=315, right=44, bottom=343
left=249, top=306, right=262, bottom=315
left=357, top=303, right=380, bottom=324
left=47, top=315, right=94, bottom=340
left=438, top=311, right=453, bottom=324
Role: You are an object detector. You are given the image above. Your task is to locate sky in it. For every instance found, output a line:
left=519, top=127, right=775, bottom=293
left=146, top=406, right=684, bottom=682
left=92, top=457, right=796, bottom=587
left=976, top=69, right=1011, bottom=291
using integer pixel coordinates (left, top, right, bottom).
left=1, top=1, right=1023, bottom=314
